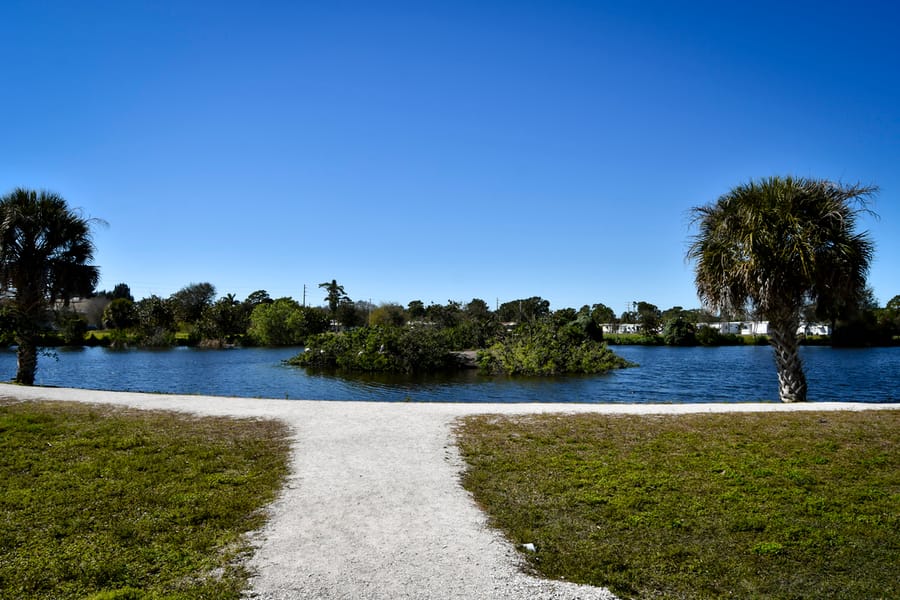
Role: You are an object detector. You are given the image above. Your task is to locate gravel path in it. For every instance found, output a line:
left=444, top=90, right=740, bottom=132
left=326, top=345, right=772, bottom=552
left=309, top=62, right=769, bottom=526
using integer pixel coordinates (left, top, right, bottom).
left=3, top=384, right=896, bottom=599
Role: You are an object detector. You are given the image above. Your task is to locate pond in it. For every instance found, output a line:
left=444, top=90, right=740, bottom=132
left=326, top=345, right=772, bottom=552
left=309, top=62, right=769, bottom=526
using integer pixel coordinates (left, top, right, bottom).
left=1, top=345, right=897, bottom=404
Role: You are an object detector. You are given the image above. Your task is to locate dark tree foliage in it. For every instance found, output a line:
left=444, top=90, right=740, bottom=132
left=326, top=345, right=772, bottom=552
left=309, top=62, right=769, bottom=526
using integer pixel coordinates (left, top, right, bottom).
left=662, top=317, right=697, bottom=346
left=0, top=188, right=100, bottom=384
left=199, top=294, right=249, bottom=343
left=497, top=297, right=551, bottom=322
left=102, top=298, right=137, bottom=329
left=426, top=301, right=463, bottom=328
left=170, top=282, right=216, bottom=324
left=407, top=300, right=426, bottom=320
left=97, top=282, right=133, bottom=301
left=319, top=279, right=349, bottom=316
left=244, top=289, right=273, bottom=309
left=135, top=295, right=176, bottom=345
left=636, top=301, right=662, bottom=334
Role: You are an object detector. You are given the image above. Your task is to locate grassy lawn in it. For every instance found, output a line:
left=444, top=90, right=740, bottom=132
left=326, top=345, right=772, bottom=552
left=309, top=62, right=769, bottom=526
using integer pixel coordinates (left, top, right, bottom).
left=0, top=399, right=291, bottom=600
left=456, top=410, right=899, bottom=599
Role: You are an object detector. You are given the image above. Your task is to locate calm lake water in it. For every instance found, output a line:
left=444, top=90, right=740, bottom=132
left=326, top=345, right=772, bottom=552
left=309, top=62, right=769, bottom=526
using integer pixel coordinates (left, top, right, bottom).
left=1, top=345, right=897, bottom=404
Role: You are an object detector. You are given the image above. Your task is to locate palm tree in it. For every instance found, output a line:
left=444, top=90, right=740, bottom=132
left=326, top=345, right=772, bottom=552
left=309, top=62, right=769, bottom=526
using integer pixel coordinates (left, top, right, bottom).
left=0, top=188, right=100, bottom=385
left=318, top=279, right=349, bottom=327
left=687, top=176, right=876, bottom=402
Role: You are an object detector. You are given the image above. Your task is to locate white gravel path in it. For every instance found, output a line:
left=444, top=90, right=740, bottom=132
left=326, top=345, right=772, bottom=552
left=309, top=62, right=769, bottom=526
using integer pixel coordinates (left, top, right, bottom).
left=3, top=383, right=897, bottom=600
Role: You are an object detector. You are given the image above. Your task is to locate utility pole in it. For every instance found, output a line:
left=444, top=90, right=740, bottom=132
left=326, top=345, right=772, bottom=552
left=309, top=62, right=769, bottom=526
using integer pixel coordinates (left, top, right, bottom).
left=302, top=284, right=306, bottom=307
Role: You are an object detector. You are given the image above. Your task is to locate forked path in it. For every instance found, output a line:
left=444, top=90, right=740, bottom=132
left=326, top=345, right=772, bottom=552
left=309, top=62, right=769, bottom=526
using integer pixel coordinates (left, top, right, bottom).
left=3, top=384, right=896, bottom=599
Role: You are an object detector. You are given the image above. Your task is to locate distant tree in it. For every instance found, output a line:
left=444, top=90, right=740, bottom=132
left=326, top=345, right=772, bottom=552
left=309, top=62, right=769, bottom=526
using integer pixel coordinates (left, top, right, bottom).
left=662, top=317, right=697, bottom=346
left=102, top=298, right=137, bottom=329
left=244, top=289, right=273, bottom=309
left=335, top=299, right=367, bottom=329
left=636, top=301, right=662, bottom=334
left=426, top=301, right=463, bottom=328
left=95, top=283, right=132, bottom=301
left=107, top=283, right=133, bottom=301
left=497, top=297, right=550, bottom=322
left=170, top=282, right=216, bottom=324
left=135, top=295, right=176, bottom=343
left=589, top=303, right=616, bottom=325
left=369, top=303, right=407, bottom=328
left=407, top=300, right=426, bottom=320
left=0, top=188, right=100, bottom=384
left=199, top=294, right=248, bottom=343
left=877, top=294, right=900, bottom=338
left=551, top=307, right=578, bottom=326
left=661, top=306, right=694, bottom=323
left=830, top=287, right=884, bottom=346
left=248, top=298, right=328, bottom=345
left=689, top=176, right=876, bottom=402
left=464, top=298, right=492, bottom=320
left=685, top=307, right=718, bottom=325
left=319, top=280, right=349, bottom=316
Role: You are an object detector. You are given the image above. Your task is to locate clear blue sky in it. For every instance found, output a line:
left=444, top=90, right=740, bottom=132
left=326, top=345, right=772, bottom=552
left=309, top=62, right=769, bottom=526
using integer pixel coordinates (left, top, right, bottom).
left=2, top=1, right=897, bottom=315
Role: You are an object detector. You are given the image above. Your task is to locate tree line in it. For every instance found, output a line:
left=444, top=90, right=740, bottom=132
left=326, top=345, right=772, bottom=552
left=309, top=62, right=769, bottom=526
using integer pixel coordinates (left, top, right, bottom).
left=4, top=271, right=899, bottom=354
left=41, top=282, right=899, bottom=350
left=2, top=178, right=896, bottom=400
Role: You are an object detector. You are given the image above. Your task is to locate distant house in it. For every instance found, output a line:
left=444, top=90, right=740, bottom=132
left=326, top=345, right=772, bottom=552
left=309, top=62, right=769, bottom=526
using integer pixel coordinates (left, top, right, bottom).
left=700, top=321, right=830, bottom=336
left=599, top=323, right=642, bottom=334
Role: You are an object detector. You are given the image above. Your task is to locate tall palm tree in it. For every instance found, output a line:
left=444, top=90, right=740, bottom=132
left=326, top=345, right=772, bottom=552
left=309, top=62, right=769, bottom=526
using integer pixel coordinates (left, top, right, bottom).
left=0, top=188, right=100, bottom=385
left=318, top=279, right=348, bottom=328
left=687, top=176, right=875, bottom=402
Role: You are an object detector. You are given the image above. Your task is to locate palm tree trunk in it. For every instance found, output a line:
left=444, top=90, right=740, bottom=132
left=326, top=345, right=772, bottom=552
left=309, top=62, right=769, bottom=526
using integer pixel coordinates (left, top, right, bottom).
left=15, top=334, right=37, bottom=386
left=768, top=313, right=808, bottom=402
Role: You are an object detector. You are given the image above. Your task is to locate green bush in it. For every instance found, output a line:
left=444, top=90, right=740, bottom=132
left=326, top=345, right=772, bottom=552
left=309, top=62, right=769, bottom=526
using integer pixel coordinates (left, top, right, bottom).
left=247, top=299, right=328, bottom=346
left=478, top=320, right=633, bottom=375
left=59, top=313, right=89, bottom=345
left=662, top=317, right=697, bottom=346
left=290, top=325, right=461, bottom=373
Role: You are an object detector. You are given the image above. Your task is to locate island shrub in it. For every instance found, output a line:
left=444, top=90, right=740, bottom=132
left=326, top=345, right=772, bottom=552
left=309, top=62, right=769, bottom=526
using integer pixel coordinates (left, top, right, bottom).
left=442, top=317, right=503, bottom=350
left=478, top=319, right=633, bottom=376
left=290, top=325, right=461, bottom=373
left=293, top=311, right=633, bottom=376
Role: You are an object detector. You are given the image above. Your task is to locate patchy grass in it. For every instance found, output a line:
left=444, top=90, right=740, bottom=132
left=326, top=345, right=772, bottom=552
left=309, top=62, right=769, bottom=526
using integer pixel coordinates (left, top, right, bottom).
left=0, top=399, right=291, bottom=600
left=456, top=410, right=899, bottom=599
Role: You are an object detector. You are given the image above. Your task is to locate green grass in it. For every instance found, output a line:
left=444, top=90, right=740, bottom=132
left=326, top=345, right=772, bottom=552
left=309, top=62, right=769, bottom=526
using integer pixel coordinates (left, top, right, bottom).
left=456, top=410, right=899, bottom=599
left=0, top=399, right=292, bottom=600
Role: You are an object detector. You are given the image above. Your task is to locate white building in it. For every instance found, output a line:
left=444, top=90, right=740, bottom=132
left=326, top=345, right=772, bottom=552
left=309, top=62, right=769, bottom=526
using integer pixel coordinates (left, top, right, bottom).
left=702, top=321, right=830, bottom=336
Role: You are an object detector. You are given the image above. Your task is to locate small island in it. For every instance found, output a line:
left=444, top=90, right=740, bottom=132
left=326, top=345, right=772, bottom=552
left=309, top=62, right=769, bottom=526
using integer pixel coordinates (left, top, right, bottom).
left=289, top=304, right=634, bottom=376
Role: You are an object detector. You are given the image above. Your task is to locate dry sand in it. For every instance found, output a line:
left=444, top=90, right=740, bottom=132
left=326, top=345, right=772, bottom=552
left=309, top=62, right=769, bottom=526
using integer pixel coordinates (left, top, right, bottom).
left=3, top=383, right=897, bottom=599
